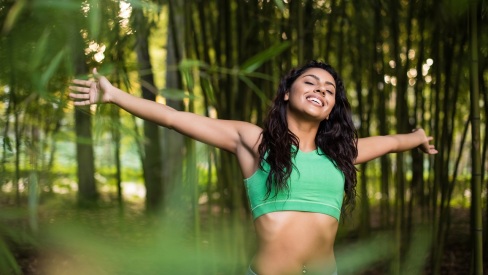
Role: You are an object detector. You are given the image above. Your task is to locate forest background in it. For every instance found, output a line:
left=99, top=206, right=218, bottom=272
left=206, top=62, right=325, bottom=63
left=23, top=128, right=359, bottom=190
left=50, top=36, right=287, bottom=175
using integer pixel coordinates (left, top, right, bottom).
left=0, top=0, right=486, bottom=274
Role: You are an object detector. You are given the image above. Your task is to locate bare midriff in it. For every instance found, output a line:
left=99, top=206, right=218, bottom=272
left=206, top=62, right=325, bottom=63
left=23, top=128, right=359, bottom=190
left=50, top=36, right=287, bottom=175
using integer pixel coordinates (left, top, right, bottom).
left=252, top=211, right=339, bottom=275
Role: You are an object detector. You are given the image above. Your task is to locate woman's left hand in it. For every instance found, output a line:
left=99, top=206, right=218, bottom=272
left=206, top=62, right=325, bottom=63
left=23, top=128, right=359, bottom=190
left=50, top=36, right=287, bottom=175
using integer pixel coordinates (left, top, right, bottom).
left=412, top=128, right=438, bottom=155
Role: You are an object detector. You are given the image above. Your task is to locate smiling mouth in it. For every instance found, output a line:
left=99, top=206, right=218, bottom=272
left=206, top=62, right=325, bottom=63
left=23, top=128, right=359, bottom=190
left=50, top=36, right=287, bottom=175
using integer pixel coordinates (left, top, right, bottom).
left=306, top=96, right=324, bottom=106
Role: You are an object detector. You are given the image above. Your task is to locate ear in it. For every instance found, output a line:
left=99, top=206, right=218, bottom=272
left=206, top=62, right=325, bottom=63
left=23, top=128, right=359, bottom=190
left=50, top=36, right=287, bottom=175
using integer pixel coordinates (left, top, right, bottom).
left=284, top=91, right=290, bottom=101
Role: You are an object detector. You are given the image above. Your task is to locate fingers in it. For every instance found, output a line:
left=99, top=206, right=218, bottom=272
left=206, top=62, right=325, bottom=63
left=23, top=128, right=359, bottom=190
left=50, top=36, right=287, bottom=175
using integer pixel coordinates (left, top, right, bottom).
left=68, top=85, right=90, bottom=93
left=72, top=79, right=93, bottom=86
left=69, top=84, right=92, bottom=105
left=68, top=92, right=90, bottom=99
left=424, top=144, right=438, bottom=155
left=69, top=71, right=100, bottom=106
left=68, top=91, right=92, bottom=106
left=72, top=100, right=91, bottom=106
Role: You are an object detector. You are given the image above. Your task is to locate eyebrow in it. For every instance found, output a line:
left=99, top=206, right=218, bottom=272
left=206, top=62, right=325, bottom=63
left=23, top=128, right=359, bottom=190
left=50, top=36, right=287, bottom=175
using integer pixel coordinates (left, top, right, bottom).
left=302, top=74, right=336, bottom=89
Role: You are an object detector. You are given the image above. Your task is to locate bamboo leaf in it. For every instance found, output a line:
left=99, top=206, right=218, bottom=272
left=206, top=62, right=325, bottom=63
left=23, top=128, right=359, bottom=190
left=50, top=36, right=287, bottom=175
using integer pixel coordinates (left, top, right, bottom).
left=40, top=49, right=65, bottom=92
left=31, top=30, right=51, bottom=70
left=240, top=41, right=291, bottom=73
left=200, top=78, right=216, bottom=106
left=178, top=59, right=207, bottom=70
left=273, top=0, right=286, bottom=11
left=3, top=137, right=12, bottom=152
left=0, top=239, right=20, bottom=275
left=239, top=75, right=270, bottom=104
left=178, top=59, right=208, bottom=91
left=160, top=88, right=196, bottom=100
left=1, top=0, right=27, bottom=34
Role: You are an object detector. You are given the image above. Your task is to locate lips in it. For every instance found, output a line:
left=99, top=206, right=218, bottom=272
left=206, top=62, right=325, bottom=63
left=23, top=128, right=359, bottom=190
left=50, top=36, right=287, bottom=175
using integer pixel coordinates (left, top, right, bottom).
left=306, top=96, right=324, bottom=106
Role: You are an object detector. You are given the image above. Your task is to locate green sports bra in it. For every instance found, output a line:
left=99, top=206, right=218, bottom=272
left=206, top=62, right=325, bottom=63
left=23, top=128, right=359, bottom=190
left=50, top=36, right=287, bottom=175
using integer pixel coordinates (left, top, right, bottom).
left=244, top=147, right=345, bottom=221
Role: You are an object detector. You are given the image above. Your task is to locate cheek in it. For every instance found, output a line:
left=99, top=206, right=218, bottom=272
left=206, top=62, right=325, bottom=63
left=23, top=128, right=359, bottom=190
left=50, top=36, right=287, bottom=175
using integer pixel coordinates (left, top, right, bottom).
left=328, top=97, right=336, bottom=107
left=328, top=100, right=337, bottom=113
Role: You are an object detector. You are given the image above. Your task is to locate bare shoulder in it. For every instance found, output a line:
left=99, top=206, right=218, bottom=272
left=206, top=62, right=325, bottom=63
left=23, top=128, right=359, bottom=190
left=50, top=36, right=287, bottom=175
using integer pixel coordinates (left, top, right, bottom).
left=235, top=121, right=263, bottom=153
left=232, top=121, right=262, bottom=177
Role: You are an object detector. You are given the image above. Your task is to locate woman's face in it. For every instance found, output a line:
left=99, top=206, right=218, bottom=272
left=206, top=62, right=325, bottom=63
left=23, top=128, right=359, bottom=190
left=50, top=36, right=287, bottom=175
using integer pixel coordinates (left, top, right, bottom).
left=284, top=68, right=337, bottom=122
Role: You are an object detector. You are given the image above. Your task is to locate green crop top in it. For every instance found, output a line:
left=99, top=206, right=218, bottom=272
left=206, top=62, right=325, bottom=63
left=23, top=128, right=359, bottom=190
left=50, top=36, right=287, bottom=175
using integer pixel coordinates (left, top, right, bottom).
left=244, top=147, right=345, bottom=221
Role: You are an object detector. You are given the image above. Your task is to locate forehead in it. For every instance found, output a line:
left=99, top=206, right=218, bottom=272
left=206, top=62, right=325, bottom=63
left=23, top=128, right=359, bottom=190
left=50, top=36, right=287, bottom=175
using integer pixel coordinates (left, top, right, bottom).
left=300, top=68, right=335, bottom=85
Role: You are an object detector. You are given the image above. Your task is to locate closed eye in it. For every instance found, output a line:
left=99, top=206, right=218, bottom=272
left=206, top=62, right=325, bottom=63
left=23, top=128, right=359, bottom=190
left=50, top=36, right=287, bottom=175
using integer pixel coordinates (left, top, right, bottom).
left=327, top=90, right=335, bottom=95
left=305, top=81, right=314, bottom=85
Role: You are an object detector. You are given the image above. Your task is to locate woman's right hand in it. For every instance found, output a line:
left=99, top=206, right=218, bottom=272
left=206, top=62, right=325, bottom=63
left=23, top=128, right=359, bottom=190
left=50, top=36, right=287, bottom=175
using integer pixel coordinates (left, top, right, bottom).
left=69, top=68, right=114, bottom=105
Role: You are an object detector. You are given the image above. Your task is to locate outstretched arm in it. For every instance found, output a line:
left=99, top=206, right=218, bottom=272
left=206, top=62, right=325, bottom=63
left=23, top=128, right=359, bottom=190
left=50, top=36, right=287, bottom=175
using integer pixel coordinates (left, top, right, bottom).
left=355, top=128, right=438, bottom=164
left=69, top=69, right=262, bottom=156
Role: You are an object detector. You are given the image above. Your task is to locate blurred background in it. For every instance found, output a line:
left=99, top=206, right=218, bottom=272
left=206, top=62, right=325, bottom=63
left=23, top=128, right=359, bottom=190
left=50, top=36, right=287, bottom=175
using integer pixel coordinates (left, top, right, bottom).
left=0, top=0, right=486, bottom=274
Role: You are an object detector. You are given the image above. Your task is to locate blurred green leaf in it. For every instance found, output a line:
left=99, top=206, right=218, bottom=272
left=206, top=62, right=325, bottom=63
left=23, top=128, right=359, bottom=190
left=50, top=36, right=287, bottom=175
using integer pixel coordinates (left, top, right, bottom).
left=40, top=49, right=65, bottom=92
left=3, top=137, right=12, bottom=152
left=2, top=0, right=27, bottom=34
left=0, top=238, right=20, bottom=275
left=31, top=30, right=51, bottom=70
left=335, top=232, right=395, bottom=273
left=32, top=1, right=81, bottom=10
left=402, top=228, right=431, bottom=274
left=43, top=212, right=246, bottom=274
left=178, top=59, right=207, bottom=70
left=178, top=60, right=208, bottom=92
left=89, top=0, right=101, bottom=39
left=239, top=75, right=271, bottom=104
left=273, top=0, right=286, bottom=11
left=0, top=209, right=36, bottom=275
left=160, top=88, right=195, bottom=100
left=200, top=78, right=216, bottom=106
left=240, top=41, right=291, bottom=73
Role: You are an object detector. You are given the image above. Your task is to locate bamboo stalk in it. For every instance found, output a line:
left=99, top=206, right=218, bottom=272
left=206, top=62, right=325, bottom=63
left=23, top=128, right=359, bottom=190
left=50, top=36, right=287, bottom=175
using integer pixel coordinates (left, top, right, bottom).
left=468, top=1, right=483, bottom=274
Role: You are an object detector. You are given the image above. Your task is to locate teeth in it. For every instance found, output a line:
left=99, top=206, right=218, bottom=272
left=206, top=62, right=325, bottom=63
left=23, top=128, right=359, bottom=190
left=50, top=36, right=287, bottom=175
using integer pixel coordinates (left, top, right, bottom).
left=307, top=97, right=323, bottom=106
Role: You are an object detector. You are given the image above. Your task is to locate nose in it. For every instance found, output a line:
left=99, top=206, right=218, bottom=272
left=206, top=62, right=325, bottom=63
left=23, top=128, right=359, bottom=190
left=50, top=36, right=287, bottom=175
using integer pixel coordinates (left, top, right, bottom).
left=314, top=88, right=325, bottom=97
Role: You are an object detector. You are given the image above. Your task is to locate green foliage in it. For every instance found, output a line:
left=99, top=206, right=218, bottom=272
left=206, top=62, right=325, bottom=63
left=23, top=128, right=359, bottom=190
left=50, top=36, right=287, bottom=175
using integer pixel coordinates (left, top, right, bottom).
left=1, top=0, right=26, bottom=34
left=240, top=42, right=291, bottom=74
left=43, top=218, right=243, bottom=274
left=0, top=208, right=37, bottom=275
left=0, top=200, right=438, bottom=274
left=88, top=0, right=101, bottom=40
left=336, top=228, right=431, bottom=274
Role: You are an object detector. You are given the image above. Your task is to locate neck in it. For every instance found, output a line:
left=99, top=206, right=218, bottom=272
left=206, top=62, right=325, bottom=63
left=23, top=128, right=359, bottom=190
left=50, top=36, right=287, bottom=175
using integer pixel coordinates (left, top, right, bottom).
left=287, top=118, right=320, bottom=152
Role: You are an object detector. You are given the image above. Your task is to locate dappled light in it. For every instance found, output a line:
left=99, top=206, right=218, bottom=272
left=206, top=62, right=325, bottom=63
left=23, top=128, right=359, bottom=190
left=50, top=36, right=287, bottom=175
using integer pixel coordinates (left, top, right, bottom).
left=85, top=41, right=106, bottom=63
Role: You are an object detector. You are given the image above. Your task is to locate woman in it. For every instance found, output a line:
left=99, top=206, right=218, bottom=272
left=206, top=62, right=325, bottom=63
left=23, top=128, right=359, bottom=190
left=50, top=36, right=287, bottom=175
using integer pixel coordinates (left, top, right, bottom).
left=69, top=60, right=437, bottom=275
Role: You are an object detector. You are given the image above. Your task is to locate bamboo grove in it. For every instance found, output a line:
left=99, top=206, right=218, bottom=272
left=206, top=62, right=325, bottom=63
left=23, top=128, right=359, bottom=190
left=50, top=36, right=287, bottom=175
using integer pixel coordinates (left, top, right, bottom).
left=0, top=0, right=486, bottom=274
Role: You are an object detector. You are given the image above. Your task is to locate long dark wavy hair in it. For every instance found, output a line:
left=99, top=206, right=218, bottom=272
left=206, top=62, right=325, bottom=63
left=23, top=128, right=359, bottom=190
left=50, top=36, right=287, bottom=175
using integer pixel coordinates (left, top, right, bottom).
left=258, top=60, right=358, bottom=216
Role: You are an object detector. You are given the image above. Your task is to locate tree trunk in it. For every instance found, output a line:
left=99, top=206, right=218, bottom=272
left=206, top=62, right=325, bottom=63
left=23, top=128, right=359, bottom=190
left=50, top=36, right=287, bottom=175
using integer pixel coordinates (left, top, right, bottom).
left=74, top=107, right=98, bottom=205
left=73, top=52, right=98, bottom=206
left=133, top=7, right=164, bottom=213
